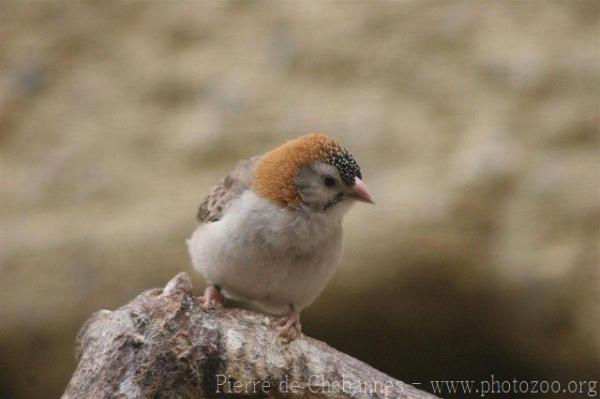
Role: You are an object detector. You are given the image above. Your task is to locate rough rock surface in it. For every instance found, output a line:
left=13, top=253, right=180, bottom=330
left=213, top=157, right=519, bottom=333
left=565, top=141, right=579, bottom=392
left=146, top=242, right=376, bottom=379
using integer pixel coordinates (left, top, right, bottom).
left=64, top=273, right=437, bottom=399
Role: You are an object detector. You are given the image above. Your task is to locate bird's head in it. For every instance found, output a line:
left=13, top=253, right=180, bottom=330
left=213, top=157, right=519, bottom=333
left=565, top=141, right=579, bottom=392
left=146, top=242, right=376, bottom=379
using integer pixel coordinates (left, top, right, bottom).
left=254, top=133, right=374, bottom=212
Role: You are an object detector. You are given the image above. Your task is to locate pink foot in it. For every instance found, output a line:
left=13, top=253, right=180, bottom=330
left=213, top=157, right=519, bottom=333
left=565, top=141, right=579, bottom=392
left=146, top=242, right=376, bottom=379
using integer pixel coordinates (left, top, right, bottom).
left=276, top=307, right=302, bottom=340
left=197, top=285, right=226, bottom=310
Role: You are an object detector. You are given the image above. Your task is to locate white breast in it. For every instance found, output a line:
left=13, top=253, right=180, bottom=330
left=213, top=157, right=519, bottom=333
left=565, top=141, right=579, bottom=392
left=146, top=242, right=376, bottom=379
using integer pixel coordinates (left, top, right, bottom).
left=187, top=190, right=345, bottom=315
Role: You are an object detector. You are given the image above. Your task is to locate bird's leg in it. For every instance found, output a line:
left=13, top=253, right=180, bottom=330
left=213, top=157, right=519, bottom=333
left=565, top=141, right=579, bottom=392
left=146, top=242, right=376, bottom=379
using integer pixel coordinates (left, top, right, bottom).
left=197, top=284, right=226, bottom=310
left=276, top=305, right=302, bottom=339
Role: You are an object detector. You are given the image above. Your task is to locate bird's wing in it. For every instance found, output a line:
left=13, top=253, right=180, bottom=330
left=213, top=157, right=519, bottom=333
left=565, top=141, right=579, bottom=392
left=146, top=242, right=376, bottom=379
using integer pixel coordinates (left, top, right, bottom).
left=196, top=156, right=260, bottom=223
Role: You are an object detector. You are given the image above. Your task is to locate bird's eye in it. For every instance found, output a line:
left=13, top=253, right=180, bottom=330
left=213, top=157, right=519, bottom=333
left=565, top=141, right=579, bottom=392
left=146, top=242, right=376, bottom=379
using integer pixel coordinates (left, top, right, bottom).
left=324, top=177, right=336, bottom=187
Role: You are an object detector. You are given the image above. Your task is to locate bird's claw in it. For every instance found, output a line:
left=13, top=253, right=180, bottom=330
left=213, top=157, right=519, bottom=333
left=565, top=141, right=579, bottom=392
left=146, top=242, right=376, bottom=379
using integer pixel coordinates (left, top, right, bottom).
left=276, top=308, right=302, bottom=340
left=197, top=285, right=226, bottom=310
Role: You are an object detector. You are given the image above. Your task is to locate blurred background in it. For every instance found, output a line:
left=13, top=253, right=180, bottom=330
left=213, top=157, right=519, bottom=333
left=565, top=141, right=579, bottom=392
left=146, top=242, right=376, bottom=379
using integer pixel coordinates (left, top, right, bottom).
left=1, top=1, right=598, bottom=398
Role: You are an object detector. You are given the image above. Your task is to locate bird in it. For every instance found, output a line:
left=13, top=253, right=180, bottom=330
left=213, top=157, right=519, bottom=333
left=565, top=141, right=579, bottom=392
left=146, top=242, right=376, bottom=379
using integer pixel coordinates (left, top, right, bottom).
left=187, top=133, right=374, bottom=338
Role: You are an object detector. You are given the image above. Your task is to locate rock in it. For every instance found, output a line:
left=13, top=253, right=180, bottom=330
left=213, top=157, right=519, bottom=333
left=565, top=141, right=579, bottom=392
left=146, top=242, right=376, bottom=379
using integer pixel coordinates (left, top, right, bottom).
left=64, top=274, right=437, bottom=399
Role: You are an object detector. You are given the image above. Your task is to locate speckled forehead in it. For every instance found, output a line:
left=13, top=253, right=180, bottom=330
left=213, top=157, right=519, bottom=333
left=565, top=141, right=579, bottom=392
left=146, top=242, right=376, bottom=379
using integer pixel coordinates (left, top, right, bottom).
left=325, top=148, right=362, bottom=185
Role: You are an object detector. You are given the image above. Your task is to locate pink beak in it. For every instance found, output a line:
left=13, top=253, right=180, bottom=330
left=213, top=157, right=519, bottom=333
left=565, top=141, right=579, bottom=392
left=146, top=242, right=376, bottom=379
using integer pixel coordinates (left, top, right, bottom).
left=351, top=176, right=375, bottom=204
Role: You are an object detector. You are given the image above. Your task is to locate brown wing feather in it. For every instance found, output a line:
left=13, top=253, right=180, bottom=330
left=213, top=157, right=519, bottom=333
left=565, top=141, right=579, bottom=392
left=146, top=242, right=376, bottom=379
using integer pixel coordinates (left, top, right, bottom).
left=196, top=156, right=259, bottom=223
